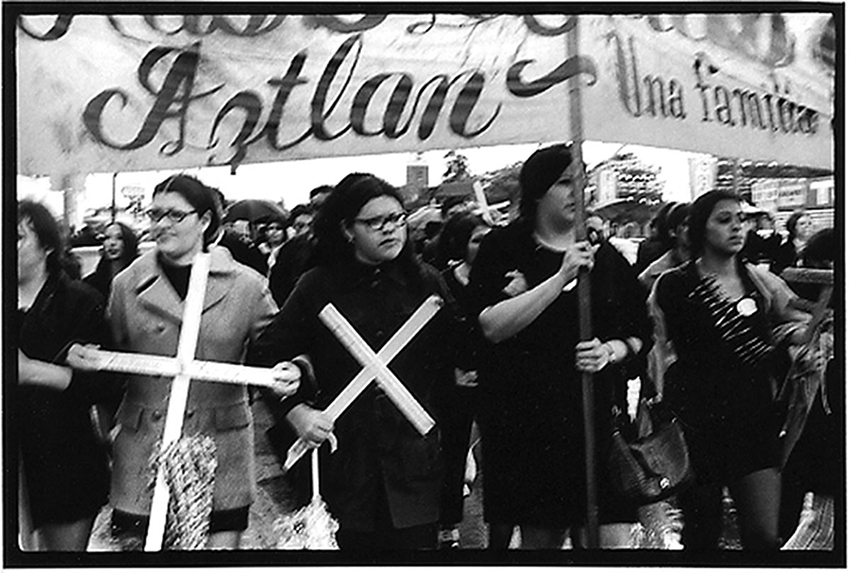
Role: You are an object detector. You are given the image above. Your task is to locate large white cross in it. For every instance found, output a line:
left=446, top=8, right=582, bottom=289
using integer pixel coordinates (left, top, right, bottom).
left=71, top=253, right=297, bottom=551
left=283, top=295, right=442, bottom=470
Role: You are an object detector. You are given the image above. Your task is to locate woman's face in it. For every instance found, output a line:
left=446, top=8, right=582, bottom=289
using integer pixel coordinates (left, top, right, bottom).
left=265, top=222, right=287, bottom=247
left=148, top=192, right=209, bottom=264
left=703, top=199, right=745, bottom=256
left=794, top=215, right=813, bottom=242
left=102, top=224, right=125, bottom=261
left=17, top=219, right=48, bottom=284
left=537, top=175, right=577, bottom=229
left=346, top=196, right=407, bottom=265
left=465, top=225, right=491, bottom=265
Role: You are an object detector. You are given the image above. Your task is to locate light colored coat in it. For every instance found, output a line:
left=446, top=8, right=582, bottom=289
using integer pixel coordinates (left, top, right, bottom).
left=107, top=246, right=277, bottom=515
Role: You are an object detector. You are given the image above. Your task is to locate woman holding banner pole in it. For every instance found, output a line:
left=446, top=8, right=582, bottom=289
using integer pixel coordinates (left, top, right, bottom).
left=468, top=144, right=652, bottom=549
left=248, top=173, right=457, bottom=551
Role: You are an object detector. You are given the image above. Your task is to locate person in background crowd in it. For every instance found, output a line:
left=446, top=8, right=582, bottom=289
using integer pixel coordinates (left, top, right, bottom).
left=468, top=144, right=652, bottom=549
left=634, top=202, right=675, bottom=274
left=84, top=221, right=141, bottom=301
left=432, top=209, right=492, bottom=549
left=249, top=173, right=457, bottom=551
left=257, top=214, right=288, bottom=276
left=651, top=190, right=817, bottom=551
left=308, top=184, right=334, bottom=211
left=268, top=203, right=319, bottom=307
left=771, top=210, right=814, bottom=276
left=68, top=174, right=295, bottom=550
left=287, top=203, right=315, bottom=241
left=638, top=203, right=691, bottom=292
left=17, top=200, right=120, bottom=551
left=742, top=212, right=782, bottom=268
left=777, top=226, right=837, bottom=543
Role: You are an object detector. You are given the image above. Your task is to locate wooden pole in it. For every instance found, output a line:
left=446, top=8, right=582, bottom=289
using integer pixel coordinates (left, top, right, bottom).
left=567, top=16, right=599, bottom=548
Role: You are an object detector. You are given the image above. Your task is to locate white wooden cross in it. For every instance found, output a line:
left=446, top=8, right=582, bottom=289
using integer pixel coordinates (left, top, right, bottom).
left=70, top=252, right=297, bottom=551
left=283, top=295, right=443, bottom=470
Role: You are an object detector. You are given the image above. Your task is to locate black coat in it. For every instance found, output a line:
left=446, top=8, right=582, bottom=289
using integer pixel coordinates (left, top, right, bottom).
left=15, top=272, right=120, bottom=527
left=249, top=257, right=457, bottom=531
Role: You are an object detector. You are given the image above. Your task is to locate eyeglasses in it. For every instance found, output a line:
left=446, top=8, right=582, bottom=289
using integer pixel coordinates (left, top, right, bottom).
left=145, top=208, right=197, bottom=224
left=353, top=212, right=407, bottom=232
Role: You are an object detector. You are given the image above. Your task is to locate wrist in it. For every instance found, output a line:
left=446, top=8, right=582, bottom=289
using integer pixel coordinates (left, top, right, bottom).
left=603, top=341, right=617, bottom=365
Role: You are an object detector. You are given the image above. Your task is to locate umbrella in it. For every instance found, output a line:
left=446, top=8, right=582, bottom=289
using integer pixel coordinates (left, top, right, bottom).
left=224, top=200, right=286, bottom=224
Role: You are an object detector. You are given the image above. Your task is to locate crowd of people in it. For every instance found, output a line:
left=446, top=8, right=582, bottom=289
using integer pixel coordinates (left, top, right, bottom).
left=16, top=144, right=834, bottom=555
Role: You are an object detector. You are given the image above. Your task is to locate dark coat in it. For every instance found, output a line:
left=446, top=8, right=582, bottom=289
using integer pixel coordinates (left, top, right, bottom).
left=16, top=271, right=119, bottom=528
left=249, top=257, right=456, bottom=532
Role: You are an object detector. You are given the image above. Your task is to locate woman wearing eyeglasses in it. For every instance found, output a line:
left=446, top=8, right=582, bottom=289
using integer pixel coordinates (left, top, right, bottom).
left=70, top=174, right=296, bottom=549
left=249, top=173, right=457, bottom=550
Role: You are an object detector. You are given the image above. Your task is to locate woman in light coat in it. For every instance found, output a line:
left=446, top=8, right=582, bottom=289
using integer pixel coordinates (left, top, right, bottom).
left=70, top=174, right=296, bottom=549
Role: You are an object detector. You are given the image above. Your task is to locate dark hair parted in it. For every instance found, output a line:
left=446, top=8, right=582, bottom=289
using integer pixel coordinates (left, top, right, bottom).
left=436, top=210, right=490, bottom=268
left=104, top=221, right=140, bottom=264
left=687, top=189, right=741, bottom=257
left=519, top=143, right=575, bottom=223
left=312, top=173, right=424, bottom=280
left=18, top=200, right=67, bottom=276
left=153, top=174, right=222, bottom=248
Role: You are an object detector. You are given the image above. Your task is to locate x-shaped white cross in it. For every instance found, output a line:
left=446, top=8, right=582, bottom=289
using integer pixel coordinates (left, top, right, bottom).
left=283, top=295, right=442, bottom=470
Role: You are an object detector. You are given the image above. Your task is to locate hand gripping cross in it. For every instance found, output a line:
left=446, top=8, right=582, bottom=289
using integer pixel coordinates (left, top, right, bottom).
left=68, top=253, right=297, bottom=551
left=284, top=295, right=442, bottom=470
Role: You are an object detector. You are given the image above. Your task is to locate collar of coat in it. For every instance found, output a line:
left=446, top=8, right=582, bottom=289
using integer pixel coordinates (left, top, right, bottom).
left=128, top=246, right=244, bottom=322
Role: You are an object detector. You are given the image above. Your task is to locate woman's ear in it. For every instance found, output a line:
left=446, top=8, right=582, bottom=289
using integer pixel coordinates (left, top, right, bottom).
left=340, top=222, right=354, bottom=244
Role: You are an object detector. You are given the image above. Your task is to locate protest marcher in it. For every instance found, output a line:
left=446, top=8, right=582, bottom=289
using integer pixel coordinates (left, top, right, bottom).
left=17, top=200, right=119, bottom=550
left=651, top=190, right=817, bottom=551
left=248, top=173, right=457, bottom=551
left=468, top=144, right=652, bottom=549
left=432, top=209, right=492, bottom=548
left=68, top=174, right=295, bottom=549
left=84, top=221, right=140, bottom=301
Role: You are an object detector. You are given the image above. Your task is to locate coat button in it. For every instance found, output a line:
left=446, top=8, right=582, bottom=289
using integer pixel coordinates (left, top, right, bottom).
left=156, top=323, right=166, bottom=333
left=185, top=410, right=195, bottom=419
left=151, top=410, right=163, bottom=421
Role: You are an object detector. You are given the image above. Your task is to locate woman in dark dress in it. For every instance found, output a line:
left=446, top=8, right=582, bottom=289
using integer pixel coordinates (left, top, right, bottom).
left=651, top=190, right=815, bottom=551
left=432, top=209, right=492, bottom=548
left=83, top=221, right=140, bottom=301
left=467, top=144, right=651, bottom=549
left=249, top=173, right=457, bottom=551
left=16, top=200, right=118, bottom=550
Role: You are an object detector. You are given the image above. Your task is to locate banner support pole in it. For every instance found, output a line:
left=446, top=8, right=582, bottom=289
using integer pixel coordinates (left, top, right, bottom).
left=567, top=15, right=599, bottom=549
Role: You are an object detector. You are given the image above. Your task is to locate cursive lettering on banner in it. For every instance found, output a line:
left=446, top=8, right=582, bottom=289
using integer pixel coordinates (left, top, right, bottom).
left=84, top=43, right=223, bottom=153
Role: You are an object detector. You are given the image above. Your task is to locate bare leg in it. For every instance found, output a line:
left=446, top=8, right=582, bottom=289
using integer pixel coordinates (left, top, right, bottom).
left=36, top=516, right=96, bottom=551
left=207, top=530, right=242, bottom=549
left=729, top=467, right=781, bottom=550
left=520, top=525, right=568, bottom=549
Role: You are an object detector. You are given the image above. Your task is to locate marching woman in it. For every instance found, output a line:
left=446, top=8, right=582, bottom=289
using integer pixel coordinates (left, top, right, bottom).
left=467, top=144, right=652, bottom=549
left=84, top=221, right=140, bottom=301
left=248, top=173, right=457, bottom=551
left=651, top=189, right=815, bottom=551
left=16, top=200, right=119, bottom=550
left=69, top=174, right=296, bottom=549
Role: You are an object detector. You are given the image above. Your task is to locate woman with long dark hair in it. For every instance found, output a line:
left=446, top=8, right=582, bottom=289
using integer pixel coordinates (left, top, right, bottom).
left=249, top=173, right=456, bottom=550
left=84, top=221, right=140, bottom=300
left=651, top=189, right=815, bottom=550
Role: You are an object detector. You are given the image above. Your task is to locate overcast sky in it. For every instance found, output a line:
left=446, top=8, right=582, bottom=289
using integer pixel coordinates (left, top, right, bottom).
left=18, top=141, right=699, bottom=219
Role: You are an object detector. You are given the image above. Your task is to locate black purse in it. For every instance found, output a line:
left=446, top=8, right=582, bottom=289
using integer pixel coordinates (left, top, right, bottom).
left=607, top=397, right=694, bottom=504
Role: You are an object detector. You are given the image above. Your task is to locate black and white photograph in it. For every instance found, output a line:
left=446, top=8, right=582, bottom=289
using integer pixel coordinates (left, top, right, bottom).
left=4, top=4, right=841, bottom=567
